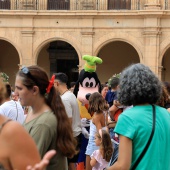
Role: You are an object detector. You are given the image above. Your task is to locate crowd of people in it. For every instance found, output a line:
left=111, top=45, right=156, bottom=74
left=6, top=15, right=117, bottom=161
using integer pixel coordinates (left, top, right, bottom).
left=0, top=63, right=170, bottom=170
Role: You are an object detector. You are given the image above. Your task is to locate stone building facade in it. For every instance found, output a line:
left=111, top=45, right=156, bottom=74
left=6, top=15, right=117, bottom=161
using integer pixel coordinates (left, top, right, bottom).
left=0, top=0, right=170, bottom=85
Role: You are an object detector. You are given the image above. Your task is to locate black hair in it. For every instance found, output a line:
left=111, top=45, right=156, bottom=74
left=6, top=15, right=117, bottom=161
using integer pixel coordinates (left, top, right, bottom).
left=110, top=77, right=119, bottom=89
left=53, top=72, right=68, bottom=84
left=117, top=63, right=162, bottom=106
left=70, top=82, right=76, bottom=88
left=5, top=83, right=12, bottom=98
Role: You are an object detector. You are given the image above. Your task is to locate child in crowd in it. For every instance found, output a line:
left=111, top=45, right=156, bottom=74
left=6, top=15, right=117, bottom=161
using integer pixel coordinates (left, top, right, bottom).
left=105, top=77, right=119, bottom=107
left=85, top=92, right=109, bottom=170
left=90, top=129, right=113, bottom=170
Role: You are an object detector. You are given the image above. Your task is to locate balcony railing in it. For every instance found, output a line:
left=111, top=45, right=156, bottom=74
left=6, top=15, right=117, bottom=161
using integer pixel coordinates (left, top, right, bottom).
left=0, top=0, right=168, bottom=11
left=108, top=0, right=131, bottom=10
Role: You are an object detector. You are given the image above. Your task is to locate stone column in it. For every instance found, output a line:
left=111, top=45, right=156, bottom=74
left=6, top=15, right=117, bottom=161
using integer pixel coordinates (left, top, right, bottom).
left=20, top=17, right=34, bottom=66
left=70, top=0, right=76, bottom=10
left=10, top=0, right=15, bottom=10
left=80, top=25, right=95, bottom=71
left=144, top=0, right=161, bottom=9
left=142, top=17, right=161, bottom=75
left=97, top=0, right=107, bottom=10
left=37, top=0, right=47, bottom=10
left=131, top=0, right=137, bottom=10
left=20, top=31, right=34, bottom=66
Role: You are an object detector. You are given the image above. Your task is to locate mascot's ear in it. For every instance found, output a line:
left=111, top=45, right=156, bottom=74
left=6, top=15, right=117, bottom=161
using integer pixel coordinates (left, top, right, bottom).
left=85, top=93, right=91, bottom=100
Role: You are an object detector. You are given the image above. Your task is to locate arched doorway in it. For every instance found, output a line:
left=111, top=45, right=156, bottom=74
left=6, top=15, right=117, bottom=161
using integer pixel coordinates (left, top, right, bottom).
left=97, top=41, right=140, bottom=83
left=162, top=48, right=170, bottom=82
left=0, top=40, right=20, bottom=87
left=37, top=40, right=79, bottom=88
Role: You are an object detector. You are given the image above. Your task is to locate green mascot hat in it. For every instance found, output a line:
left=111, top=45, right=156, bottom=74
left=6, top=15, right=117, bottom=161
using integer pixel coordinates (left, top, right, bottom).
left=83, top=55, right=103, bottom=73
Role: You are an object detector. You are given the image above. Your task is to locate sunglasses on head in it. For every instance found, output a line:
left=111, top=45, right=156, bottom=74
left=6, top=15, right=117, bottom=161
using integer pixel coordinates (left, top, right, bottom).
left=21, top=67, right=38, bottom=86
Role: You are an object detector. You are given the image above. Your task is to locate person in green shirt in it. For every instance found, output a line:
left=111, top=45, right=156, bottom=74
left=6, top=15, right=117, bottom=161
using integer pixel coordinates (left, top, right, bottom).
left=106, top=63, right=170, bottom=170
left=15, top=65, right=77, bottom=170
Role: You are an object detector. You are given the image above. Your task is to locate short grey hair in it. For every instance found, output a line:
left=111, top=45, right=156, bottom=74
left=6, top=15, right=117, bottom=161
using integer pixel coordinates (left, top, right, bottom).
left=117, top=63, right=162, bottom=106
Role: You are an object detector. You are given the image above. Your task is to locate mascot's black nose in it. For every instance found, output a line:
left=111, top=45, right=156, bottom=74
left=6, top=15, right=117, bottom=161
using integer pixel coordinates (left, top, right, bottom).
left=85, top=93, right=91, bottom=100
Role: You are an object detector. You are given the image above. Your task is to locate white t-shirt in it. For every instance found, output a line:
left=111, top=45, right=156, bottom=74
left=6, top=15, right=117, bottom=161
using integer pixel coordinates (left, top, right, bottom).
left=0, top=100, right=25, bottom=124
left=61, top=91, right=82, bottom=137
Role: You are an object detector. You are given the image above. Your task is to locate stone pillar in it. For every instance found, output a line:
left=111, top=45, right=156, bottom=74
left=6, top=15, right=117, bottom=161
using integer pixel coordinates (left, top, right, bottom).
left=20, top=17, right=34, bottom=66
left=80, top=26, right=95, bottom=71
left=10, top=0, right=15, bottom=10
left=97, top=0, right=107, bottom=10
left=37, top=0, right=47, bottom=10
left=131, top=0, right=137, bottom=10
left=144, top=0, right=161, bottom=9
left=20, top=31, right=34, bottom=66
left=70, top=0, right=76, bottom=10
left=142, top=17, right=161, bottom=75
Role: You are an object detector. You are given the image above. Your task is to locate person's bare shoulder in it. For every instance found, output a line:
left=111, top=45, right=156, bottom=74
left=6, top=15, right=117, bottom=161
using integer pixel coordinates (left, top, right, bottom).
left=1, top=121, right=27, bottom=140
left=1, top=120, right=40, bottom=169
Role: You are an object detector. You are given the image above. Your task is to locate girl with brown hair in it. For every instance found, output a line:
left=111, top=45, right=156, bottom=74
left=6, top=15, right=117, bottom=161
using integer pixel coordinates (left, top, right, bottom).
left=0, top=78, right=56, bottom=170
left=15, top=65, right=77, bottom=170
left=85, top=92, right=109, bottom=170
left=90, top=130, right=113, bottom=170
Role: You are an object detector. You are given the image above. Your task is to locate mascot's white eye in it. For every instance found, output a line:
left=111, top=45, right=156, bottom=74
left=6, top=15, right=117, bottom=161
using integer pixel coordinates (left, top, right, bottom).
left=89, top=78, right=96, bottom=87
left=82, top=78, right=90, bottom=87
left=82, top=78, right=96, bottom=88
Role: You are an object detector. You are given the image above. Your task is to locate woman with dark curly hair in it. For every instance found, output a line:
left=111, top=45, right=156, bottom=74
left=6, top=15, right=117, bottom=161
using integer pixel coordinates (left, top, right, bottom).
left=106, top=63, right=170, bottom=170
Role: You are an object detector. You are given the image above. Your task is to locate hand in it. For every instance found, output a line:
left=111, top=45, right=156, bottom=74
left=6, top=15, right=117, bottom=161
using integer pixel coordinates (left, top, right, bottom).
left=81, top=118, right=90, bottom=127
left=26, top=150, right=56, bottom=170
left=113, top=100, right=121, bottom=107
left=82, top=127, right=90, bottom=139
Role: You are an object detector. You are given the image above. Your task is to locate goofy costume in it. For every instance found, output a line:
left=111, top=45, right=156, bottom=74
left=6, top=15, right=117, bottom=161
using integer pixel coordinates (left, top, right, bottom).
left=74, top=55, right=102, bottom=169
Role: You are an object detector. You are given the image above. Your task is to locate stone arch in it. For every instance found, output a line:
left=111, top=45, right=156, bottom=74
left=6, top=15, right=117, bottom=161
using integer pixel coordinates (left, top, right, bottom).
left=159, top=38, right=170, bottom=81
left=34, top=36, right=81, bottom=65
left=0, top=37, right=22, bottom=64
left=159, top=38, right=170, bottom=66
left=93, top=32, right=143, bottom=62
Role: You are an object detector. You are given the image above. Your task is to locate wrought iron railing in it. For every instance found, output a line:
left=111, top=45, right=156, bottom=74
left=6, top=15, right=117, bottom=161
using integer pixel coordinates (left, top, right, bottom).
left=108, top=0, right=131, bottom=10
left=0, top=0, right=165, bottom=11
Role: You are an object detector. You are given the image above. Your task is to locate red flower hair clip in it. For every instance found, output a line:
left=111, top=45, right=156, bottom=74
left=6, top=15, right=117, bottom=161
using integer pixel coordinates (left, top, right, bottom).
left=46, top=75, right=55, bottom=94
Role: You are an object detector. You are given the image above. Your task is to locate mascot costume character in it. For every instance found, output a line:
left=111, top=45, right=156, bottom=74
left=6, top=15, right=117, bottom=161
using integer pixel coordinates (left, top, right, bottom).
left=74, top=55, right=102, bottom=169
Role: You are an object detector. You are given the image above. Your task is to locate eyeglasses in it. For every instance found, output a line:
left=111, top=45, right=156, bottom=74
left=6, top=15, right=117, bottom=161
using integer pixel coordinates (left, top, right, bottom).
left=21, top=67, right=38, bottom=86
